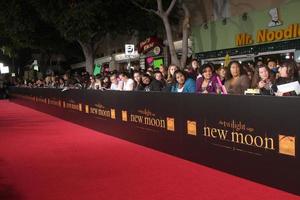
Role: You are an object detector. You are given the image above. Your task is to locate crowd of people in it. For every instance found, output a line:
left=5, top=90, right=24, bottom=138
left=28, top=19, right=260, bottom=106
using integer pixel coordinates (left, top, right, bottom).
left=16, top=58, right=300, bottom=96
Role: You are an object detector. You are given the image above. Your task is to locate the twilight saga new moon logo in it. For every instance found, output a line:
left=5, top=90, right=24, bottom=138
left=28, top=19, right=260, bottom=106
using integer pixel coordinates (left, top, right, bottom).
left=85, top=103, right=116, bottom=120
left=63, top=99, right=82, bottom=112
left=122, top=108, right=175, bottom=132
left=187, top=119, right=296, bottom=157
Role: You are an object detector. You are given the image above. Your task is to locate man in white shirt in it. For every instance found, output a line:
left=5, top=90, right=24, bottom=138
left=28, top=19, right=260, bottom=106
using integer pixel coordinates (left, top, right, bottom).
left=110, top=73, right=123, bottom=90
left=119, top=72, right=134, bottom=91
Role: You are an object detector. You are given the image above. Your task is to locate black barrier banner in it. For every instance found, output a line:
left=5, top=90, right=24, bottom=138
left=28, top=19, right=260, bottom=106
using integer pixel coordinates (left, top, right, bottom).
left=8, top=87, right=300, bottom=195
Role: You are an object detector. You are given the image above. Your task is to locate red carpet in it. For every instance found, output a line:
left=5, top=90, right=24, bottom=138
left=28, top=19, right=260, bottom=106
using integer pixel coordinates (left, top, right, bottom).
left=0, top=100, right=299, bottom=200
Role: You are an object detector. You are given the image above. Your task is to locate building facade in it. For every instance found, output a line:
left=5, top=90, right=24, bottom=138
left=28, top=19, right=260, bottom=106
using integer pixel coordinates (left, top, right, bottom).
left=191, top=0, right=299, bottom=64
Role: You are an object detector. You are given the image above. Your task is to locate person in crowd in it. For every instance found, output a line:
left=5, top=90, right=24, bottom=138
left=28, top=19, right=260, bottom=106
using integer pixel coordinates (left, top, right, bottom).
left=164, top=65, right=179, bottom=92
left=81, top=72, right=90, bottom=89
left=63, top=73, right=71, bottom=87
left=297, top=62, right=300, bottom=78
left=44, top=76, right=51, bottom=88
left=141, top=73, right=153, bottom=91
left=93, top=75, right=102, bottom=90
left=58, top=77, right=65, bottom=89
left=73, top=72, right=83, bottom=88
left=147, top=71, right=165, bottom=91
left=272, top=60, right=299, bottom=96
left=215, top=65, right=226, bottom=85
left=187, top=59, right=200, bottom=80
left=153, top=71, right=166, bottom=88
left=119, top=72, right=134, bottom=91
left=110, top=73, right=123, bottom=90
left=146, top=67, right=154, bottom=77
left=133, top=71, right=143, bottom=91
left=171, top=70, right=196, bottom=93
left=256, top=59, right=264, bottom=68
left=267, top=59, right=277, bottom=71
left=243, top=64, right=254, bottom=82
left=267, top=59, right=279, bottom=78
left=248, top=61, right=255, bottom=72
left=87, top=76, right=96, bottom=89
left=166, top=65, right=178, bottom=84
left=49, top=75, right=57, bottom=88
left=35, top=79, right=44, bottom=88
left=225, top=61, right=250, bottom=95
left=196, top=63, right=220, bottom=94
left=141, top=72, right=164, bottom=92
left=251, top=64, right=275, bottom=95
left=101, top=75, right=111, bottom=89
left=159, top=65, right=168, bottom=79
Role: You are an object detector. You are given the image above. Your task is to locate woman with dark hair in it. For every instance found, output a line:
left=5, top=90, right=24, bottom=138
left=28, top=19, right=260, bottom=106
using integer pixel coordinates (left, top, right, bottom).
left=101, top=75, right=111, bottom=89
left=133, top=71, right=143, bottom=91
left=272, top=60, right=299, bottom=96
left=196, top=63, right=220, bottom=94
left=159, top=65, right=168, bottom=79
left=187, top=59, right=200, bottom=80
left=215, top=65, right=226, bottom=85
left=87, top=76, right=95, bottom=89
left=243, top=64, right=254, bottom=82
left=251, top=65, right=274, bottom=95
left=171, top=70, right=196, bottom=93
left=140, top=73, right=151, bottom=91
left=224, top=61, right=250, bottom=95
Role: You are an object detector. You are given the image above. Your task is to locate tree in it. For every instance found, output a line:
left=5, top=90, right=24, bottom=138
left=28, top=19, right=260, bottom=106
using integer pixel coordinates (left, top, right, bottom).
left=0, top=0, right=82, bottom=73
left=131, top=0, right=191, bottom=69
left=1, top=0, right=166, bottom=74
left=31, top=0, right=155, bottom=73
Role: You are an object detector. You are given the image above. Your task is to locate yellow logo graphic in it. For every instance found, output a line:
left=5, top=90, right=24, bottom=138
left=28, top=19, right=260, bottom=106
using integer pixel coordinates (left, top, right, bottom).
left=279, top=135, right=296, bottom=156
left=166, top=117, right=175, bottom=131
left=122, top=110, right=128, bottom=121
left=79, top=103, right=82, bottom=112
left=85, top=105, right=89, bottom=113
left=111, top=109, right=116, bottom=119
left=187, top=120, right=197, bottom=136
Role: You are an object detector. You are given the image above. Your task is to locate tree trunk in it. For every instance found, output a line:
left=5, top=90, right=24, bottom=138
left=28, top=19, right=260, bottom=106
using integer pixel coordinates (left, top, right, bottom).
left=78, top=40, right=94, bottom=74
left=180, top=2, right=190, bottom=69
left=162, top=17, right=180, bottom=68
left=85, top=52, right=94, bottom=75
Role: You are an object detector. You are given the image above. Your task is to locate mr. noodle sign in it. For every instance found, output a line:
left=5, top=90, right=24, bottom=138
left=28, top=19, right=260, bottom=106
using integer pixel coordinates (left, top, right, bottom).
left=235, top=23, right=300, bottom=46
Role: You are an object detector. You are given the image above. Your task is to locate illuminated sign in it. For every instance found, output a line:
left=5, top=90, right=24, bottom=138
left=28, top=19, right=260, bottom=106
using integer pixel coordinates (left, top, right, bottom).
left=235, top=23, right=300, bottom=47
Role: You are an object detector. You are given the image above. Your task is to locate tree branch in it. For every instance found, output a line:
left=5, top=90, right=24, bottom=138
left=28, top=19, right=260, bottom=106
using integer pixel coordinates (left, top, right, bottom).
left=166, top=0, right=177, bottom=16
left=77, top=39, right=92, bottom=58
left=157, top=0, right=163, bottom=13
left=180, top=1, right=190, bottom=68
left=131, top=0, right=159, bottom=16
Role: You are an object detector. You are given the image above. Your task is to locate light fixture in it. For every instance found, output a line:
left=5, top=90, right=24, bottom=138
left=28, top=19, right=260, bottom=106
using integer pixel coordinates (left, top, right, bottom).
left=0, top=66, right=9, bottom=74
